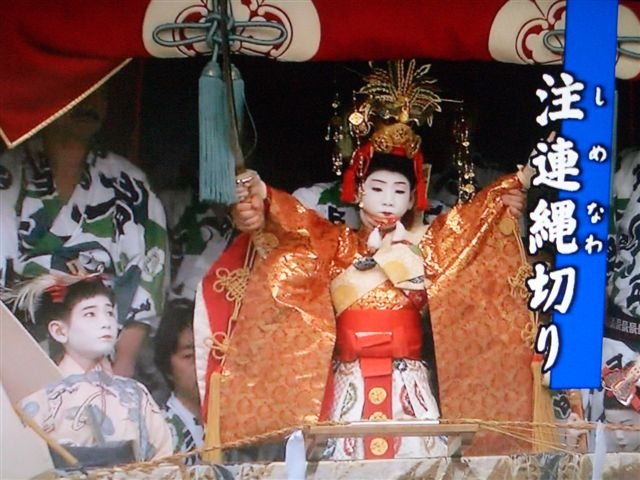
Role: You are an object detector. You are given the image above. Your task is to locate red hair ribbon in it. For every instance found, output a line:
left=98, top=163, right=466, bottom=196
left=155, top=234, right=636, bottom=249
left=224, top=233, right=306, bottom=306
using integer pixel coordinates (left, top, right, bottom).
left=44, top=273, right=104, bottom=304
left=46, top=283, right=68, bottom=304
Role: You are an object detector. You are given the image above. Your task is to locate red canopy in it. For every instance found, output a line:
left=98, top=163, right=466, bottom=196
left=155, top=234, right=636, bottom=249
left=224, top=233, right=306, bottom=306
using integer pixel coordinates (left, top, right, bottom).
left=1, top=0, right=639, bottom=147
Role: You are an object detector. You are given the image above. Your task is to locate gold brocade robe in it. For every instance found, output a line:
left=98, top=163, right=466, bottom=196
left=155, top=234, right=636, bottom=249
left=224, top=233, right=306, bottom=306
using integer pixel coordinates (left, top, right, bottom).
left=219, top=175, right=535, bottom=455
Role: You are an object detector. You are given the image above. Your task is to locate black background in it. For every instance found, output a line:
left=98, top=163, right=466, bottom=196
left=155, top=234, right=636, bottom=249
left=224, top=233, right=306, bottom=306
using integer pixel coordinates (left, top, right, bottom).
left=99, top=56, right=638, bottom=193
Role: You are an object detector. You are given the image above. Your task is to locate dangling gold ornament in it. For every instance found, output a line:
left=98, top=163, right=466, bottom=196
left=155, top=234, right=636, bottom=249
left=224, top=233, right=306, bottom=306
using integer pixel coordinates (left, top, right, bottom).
left=452, top=105, right=477, bottom=203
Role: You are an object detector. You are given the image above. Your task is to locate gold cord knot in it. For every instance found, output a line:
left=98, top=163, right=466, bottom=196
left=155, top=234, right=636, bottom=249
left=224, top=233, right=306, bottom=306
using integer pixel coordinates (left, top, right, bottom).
left=204, top=331, right=231, bottom=361
left=213, top=267, right=250, bottom=303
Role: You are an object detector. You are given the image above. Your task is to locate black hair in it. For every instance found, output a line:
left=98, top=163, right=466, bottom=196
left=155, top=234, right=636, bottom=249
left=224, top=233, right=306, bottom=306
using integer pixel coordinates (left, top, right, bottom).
left=603, top=392, right=631, bottom=412
left=35, top=280, right=114, bottom=326
left=365, top=152, right=417, bottom=190
left=154, top=299, right=195, bottom=390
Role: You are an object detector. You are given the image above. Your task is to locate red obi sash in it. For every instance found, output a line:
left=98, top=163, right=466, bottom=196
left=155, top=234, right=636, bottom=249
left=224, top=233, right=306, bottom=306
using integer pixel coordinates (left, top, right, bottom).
left=335, top=308, right=423, bottom=363
left=329, top=308, right=423, bottom=459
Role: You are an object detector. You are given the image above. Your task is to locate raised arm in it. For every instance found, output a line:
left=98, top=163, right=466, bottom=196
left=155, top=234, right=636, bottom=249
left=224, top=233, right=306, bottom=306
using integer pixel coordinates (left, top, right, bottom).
left=232, top=171, right=336, bottom=240
left=421, top=167, right=531, bottom=288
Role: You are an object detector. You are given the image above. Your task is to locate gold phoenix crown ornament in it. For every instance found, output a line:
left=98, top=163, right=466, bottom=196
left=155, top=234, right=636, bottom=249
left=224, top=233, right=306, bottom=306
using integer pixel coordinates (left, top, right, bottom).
left=348, top=60, right=442, bottom=158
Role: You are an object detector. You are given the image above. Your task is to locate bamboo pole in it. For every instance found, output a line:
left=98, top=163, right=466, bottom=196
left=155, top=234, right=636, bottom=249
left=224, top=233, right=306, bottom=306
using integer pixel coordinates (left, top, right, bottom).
left=13, top=403, right=81, bottom=468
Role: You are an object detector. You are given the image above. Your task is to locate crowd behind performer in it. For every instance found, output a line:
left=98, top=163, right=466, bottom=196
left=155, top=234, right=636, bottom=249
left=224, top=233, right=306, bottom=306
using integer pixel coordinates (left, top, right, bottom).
left=5, top=275, right=172, bottom=463
left=0, top=87, right=168, bottom=379
left=583, top=146, right=640, bottom=452
left=225, top=61, right=531, bottom=459
left=155, top=300, right=204, bottom=464
left=157, top=143, right=235, bottom=303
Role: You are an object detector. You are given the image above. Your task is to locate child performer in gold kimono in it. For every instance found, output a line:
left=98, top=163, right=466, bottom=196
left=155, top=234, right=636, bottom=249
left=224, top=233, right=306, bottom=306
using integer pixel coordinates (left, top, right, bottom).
left=233, top=141, right=527, bottom=460
left=202, top=62, right=535, bottom=460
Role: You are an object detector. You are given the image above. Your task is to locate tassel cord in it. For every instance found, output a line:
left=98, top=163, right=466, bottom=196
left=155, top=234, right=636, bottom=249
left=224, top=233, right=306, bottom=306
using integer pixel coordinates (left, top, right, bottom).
left=197, top=0, right=249, bottom=203
left=241, top=93, right=258, bottom=162
left=191, top=0, right=277, bottom=202
left=218, top=0, right=244, bottom=170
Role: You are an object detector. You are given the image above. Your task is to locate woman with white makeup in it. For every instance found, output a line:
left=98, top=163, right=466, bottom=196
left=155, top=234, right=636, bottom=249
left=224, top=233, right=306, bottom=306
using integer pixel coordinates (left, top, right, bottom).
left=200, top=62, right=537, bottom=459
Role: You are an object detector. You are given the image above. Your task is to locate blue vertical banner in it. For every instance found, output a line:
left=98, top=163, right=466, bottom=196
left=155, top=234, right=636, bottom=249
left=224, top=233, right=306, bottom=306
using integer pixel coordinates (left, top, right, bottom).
left=553, top=0, right=618, bottom=388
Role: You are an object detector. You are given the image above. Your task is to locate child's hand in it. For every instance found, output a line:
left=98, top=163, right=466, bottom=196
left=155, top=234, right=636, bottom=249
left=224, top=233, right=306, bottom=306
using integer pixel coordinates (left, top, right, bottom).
left=502, top=189, right=526, bottom=217
left=232, top=194, right=265, bottom=233
left=235, top=170, right=267, bottom=201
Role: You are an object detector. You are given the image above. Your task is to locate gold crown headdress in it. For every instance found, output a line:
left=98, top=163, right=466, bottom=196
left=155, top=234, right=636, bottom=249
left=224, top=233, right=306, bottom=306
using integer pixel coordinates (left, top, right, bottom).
left=341, top=60, right=443, bottom=210
left=360, top=60, right=442, bottom=126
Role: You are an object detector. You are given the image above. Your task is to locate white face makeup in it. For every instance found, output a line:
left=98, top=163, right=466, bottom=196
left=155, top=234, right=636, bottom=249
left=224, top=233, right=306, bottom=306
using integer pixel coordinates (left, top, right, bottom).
left=359, top=169, right=414, bottom=230
left=605, top=408, right=640, bottom=452
left=50, top=295, right=118, bottom=363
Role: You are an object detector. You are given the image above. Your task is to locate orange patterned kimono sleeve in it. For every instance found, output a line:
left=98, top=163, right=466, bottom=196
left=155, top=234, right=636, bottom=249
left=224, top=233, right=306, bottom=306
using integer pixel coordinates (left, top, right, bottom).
left=267, top=187, right=358, bottom=269
left=218, top=187, right=344, bottom=446
left=420, top=174, right=522, bottom=287
left=420, top=174, right=537, bottom=455
left=265, top=186, right=344, bottom=253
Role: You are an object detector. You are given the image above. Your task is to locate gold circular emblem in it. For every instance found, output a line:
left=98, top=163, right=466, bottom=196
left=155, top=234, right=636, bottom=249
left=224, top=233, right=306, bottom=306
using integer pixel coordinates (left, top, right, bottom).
left=498, top=217, right=515, bottom=236
left=348, top=111, right=364, bottom=126
left=368, top=387, right=387, bottom=405
left=368, top=411, right=388, bottom=421
left=369, top=437, right=389, bottom=456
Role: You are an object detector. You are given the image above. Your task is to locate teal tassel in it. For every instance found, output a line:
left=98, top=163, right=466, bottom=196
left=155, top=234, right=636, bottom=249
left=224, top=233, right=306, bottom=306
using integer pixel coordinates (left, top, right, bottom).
left=199, top=61, right=245, bottom=204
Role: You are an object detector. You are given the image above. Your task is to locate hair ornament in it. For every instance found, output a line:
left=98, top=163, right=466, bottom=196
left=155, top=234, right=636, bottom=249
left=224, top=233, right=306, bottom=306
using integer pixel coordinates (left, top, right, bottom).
left=1, top=271, right=103, bottom=323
